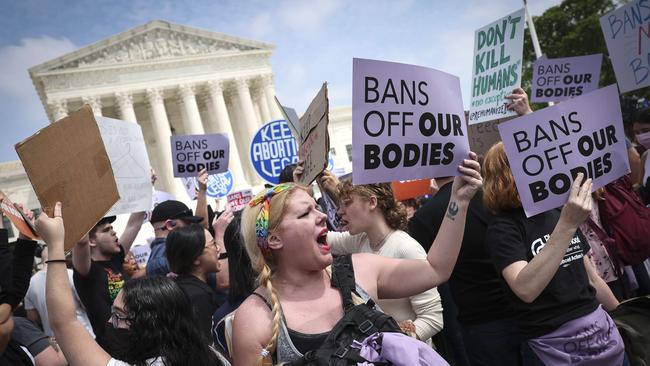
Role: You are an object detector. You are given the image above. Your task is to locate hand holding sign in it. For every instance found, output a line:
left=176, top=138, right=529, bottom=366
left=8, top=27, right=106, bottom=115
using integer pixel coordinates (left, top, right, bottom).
left=451, top=152, right=483, bottom=204
left=505, top=88, right=533, bottom=116
left=558, top=173, right=593, bottom=228
left=35, top=202, right=64, bottom=250
left=197, top=168, right=208, bottom=192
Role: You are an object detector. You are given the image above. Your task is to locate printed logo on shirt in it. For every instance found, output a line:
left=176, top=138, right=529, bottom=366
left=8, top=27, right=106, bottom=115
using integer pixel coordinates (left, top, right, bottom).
left=530, top=234, right=584, bottom=267
left=105, top=268, right=124, bottom=300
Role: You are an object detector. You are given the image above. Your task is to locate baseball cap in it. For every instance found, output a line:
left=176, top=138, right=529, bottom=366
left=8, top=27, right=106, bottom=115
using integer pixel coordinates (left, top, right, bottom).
left=150, top=200, right=203, bottom=224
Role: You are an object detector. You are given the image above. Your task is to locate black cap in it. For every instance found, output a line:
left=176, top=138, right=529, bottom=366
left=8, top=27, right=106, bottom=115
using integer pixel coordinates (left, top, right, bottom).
left=96, top=216, right=116, bottom=226
left=150, top=200, right=203, bottom=224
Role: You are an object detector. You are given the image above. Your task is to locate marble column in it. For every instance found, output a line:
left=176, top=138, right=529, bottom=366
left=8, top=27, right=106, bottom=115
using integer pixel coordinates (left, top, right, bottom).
left=82, top=96, right=103, bottom=116
left=115, top=92, right=137, bottom=123
left=234, top=78, right=260, bottom=142
left=48, top=99, right=68, bottom=122
left=257, top=85, right=272, bottom=123
left=262, top=74, right=283, bottom=119
left=177, top=83, right=205, bottom=135
left=145, top=87, right=185, bottom=199
left=205, top=80, right=248, bottom=189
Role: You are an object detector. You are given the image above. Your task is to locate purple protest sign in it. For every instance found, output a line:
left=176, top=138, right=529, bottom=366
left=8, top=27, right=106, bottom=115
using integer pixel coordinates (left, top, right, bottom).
left=532, top=54, right=602, bottom=103
left=171, top=133, right=229, bottom=177
left=352, top=58, right=470, bottom=185
left=498, top=85, right=629, bottom=217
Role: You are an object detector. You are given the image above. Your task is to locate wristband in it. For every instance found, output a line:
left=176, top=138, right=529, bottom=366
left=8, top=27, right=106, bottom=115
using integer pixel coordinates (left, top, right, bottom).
left=45, top=259, right=67, bottom=264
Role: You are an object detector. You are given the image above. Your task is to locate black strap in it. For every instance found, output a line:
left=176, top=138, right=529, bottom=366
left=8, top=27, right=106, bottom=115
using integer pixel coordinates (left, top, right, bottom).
left=331, top=255, right=357, bottom=309
left=250, top=292, right=272, bottom=310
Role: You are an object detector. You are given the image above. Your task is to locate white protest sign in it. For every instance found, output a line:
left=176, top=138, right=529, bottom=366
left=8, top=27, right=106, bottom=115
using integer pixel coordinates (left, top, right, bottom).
left=600, top=0, right=650, bottom=93
left=469, top=8, right=525, bottom=125
left=130, top=245, right=151, bottom=267
left=227, top=189, right=253, bottom=211
left=97, top=117, right=153, bottom=216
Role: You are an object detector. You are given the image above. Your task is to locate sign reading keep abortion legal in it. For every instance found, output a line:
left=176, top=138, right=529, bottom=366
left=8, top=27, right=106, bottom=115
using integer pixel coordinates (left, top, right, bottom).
left=352, top=58, right=470, bottom=185
left=498, top=85, right=629, bottom=217
left=531, top=54, right=602, bottom=103
left=171, top=133, right=229, bottom=177
left=250, top=120, right=299, bottom=184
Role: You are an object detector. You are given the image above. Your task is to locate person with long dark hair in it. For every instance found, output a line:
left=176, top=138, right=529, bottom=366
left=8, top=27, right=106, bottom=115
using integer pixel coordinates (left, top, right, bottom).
left=166, top=223, right=222, bottom=341
left=34, top=202, right=224, bottom=366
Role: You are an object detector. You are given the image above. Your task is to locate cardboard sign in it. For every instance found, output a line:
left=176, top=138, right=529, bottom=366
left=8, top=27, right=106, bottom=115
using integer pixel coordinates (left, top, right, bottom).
left=171, top=133, right=229, bottom=178
left=600, top=0, right=650, bottom=93
left=391, top=180, right=432, bottom=201
left=531, top=54, right=602, bottom=103
left=298, top=83, right=330, bottom=185
left=275, top=97, right=300, bottom=139
left=96, top=116, right=153, bottom=216
left=130, top=244, right=151, bottom=267
left=182, top=170, right=234, bottom=200
left=249, top=120, right=299, bottom=184
left=469, top=8, right=525, bottom=124
left=227, top=189, right=253, bottom=211
left=467, top=115, right=516, bottom=156
left=352, top=58, right=470, bottom=185
left=0, top=192, right=39, bottom=240
left=498, top=85, right=629, bottom=217
left=15, top=105, right=119, bottom=250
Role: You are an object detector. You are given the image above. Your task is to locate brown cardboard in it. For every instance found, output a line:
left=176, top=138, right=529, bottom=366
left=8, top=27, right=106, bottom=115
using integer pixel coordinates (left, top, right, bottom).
left=466, top=112, right=516, bottom=156
left=298, top=83, right=330, bottom=185
left=15, top=105, right=119, bottom=250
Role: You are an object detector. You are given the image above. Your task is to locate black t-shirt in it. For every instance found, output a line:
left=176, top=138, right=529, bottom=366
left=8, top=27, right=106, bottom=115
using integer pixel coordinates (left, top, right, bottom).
left=73, top=246, right=125, bottom=344
left=486, top=208, right=598, bottom=338
left=408, top=183, right=514, bottom=325
left=176, top=274, right=222, bottom=341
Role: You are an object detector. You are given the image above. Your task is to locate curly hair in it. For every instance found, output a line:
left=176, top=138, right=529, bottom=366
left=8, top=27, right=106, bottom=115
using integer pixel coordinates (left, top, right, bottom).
left=337, top=180, right=407, bottom=230
left=121, top=276, right=222, bottom=366
left=482, top=142, right=522, bottom=213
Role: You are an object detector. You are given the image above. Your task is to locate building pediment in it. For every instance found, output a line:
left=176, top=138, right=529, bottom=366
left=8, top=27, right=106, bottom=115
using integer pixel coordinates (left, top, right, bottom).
left=30, top=20, right=274, bottom=74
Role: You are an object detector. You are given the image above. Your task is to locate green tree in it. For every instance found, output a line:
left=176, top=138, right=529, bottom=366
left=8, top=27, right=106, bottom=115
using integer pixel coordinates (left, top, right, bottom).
left=522, top=0, right=649, bottom=119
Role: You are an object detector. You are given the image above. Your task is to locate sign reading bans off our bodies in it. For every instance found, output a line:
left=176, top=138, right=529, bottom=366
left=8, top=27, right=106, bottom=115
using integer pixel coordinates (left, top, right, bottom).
left=171, top=133, right=229, bottom=177
left=352, top=58, right=470, bottom=185
left=498, top=85, right=629, bottom=217
left=469, top=8, right=525, bottom=125
left=531, top=54, right=602, bottom=103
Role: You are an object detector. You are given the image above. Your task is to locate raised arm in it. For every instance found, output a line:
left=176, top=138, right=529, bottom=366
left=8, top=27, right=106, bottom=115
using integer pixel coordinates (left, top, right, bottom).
left=356, top=153, right=482, bottom=299
left=501, top=174, right=592, bottom=303
left=36, top=202, right=112, bottom=366
left=72, top=236, right=91, bottom=276
left=195, top=168, right=209, bottom=229
left=119, top=211, right=146, bottom=254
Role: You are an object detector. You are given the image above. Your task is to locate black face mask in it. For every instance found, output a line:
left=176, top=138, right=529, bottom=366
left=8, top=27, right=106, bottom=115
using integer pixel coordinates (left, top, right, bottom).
left=102, top=324, right=132, bottom=361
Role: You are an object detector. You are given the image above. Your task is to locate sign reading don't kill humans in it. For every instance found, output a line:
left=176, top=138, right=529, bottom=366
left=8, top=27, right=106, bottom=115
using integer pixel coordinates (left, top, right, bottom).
left=171, top=133, right=229, bottom=177
left=469, top=8, right=525, bottom=125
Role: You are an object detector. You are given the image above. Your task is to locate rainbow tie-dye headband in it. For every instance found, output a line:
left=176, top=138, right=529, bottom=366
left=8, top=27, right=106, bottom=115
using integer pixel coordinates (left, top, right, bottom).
left=249, top=184, right=293, bottom=252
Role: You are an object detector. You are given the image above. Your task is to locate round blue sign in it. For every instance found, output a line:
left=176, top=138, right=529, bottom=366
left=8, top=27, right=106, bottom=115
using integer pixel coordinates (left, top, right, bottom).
left=205, top=169, right=234, bottom=198
left=250, top=120, right=299, bottom=184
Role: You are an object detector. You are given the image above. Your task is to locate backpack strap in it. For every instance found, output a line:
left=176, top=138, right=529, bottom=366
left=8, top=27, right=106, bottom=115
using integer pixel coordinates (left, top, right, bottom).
left=585, top=217, right=631, bottom=298
left=331, top=255, right=357, bottom=310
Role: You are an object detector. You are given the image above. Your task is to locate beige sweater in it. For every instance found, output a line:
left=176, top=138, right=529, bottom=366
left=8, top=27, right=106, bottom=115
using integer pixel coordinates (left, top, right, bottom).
left=327, top=230, right=444, bottom=341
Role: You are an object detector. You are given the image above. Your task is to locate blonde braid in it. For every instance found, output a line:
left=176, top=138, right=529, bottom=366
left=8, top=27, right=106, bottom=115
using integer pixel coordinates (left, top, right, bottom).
left=256, top=260, right=283, bottom=365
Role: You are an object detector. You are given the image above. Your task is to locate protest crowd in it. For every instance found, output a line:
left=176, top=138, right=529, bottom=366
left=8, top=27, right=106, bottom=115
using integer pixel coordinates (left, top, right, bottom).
left=3, top=1, right=650, bottom=366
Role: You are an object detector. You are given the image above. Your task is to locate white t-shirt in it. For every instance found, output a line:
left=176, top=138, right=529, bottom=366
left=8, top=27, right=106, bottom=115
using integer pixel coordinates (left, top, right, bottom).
left=107, top=358, right=165, bottom=366
left=327, top=230, right=444, bottom=341
left=24, top=268, right=95, bottom=338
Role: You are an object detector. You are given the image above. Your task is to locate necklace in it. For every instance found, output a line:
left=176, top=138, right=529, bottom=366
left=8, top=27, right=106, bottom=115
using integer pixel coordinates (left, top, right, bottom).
left=370, top=229, right=394, bottom=251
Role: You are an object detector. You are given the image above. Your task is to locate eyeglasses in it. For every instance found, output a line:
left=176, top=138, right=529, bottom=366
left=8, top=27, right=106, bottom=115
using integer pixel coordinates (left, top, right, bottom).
left=218, top=252, right=228, bottom=260
left=108, top=310, right=132, bottom=328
